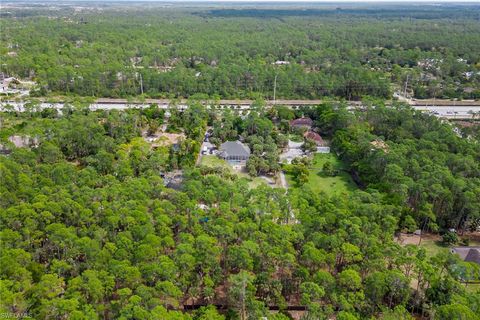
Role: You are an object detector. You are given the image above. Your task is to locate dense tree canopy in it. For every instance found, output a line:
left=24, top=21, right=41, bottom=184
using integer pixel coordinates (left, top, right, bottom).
left=1, top=2, right=480, bottom=319
left=1, top=3, right=479, bottom=100
left=1, top=102, right=479, bottom=319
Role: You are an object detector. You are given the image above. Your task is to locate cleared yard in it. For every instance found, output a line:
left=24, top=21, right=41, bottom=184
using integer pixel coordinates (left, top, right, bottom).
left=286, top=153, right=357, bottom=196
left=199, top=155, right=231, bottom=170
left=419, top=237, right=450, bottom=257
left=465, top=283, right=480, bottom=293
left=199, top=155, right=267, bottom=188
left=398, top=233, right=480, bottom=257
left=288, top=133, right=304, bottom=142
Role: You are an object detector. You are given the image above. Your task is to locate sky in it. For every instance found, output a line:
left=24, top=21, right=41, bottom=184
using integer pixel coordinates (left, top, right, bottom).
left=35, top=0, right=480, bottom=2
left=105, top=0, right=478, bottom=1
left=96, top=0, right=480, bottom=3
left=182, top=0, right=478, bottom=1
left=12, top=0, right=479, bottom=4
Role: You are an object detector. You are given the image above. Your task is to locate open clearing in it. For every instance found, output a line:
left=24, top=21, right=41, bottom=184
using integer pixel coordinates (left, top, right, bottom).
left=286, top=153, right=357, bottom=196
left=398, top=233, right=480, bottom=257
left=199, top=155, right=231, bottom=170
left=199, top=155, right=268, bottom=188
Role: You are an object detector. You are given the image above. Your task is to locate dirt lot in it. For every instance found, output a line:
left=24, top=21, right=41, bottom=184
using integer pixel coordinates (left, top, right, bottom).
left=396, top=233, right=443, bottom=246
left=144, top=131, right=185, bottom=148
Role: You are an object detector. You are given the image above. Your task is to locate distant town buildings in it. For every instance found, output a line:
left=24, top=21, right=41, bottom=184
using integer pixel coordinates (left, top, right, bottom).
left=273, top=60, right=290, bottom=65
left=417, top=58, right=443, bottom=70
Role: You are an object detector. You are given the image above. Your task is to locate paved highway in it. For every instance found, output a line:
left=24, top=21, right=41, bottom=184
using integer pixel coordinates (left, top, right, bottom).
left=1, top=99, right=479, bottom=119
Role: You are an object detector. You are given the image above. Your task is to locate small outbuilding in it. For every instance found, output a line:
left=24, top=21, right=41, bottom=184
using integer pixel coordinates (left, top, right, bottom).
left=304, top=131, right=326, bottom=147
left=304, top=131, right=330, bottom=153
left=290, top=117, right=313, bottom=129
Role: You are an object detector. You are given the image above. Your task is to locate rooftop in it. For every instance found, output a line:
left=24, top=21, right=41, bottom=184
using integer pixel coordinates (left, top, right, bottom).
left=219, top=140, right=250, bottom=157
left=304, top=131, right=325, bottom=146
left=290, top=117, right=313, bottom=127
left=8, top=135, right=39, bottom=148
left=452, top=247, right=480, bottom=265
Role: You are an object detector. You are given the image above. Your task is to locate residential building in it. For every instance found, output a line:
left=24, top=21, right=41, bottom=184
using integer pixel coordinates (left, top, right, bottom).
left=290, top=117, right=313, bottom=129
left=304, top=131, right=330, bottom=153
left=303, top=131, right=326, bottom=146
left=218, top=140, right=251, bottom=164
left=451, top=247, right=480, bottom=265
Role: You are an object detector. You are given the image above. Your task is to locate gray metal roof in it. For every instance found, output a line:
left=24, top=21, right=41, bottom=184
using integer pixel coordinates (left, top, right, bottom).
left=465, top=248, right=480, bottom=265
left=220, top=141, right=250, bottom=157
left=452, top=247, right=480, bottom=264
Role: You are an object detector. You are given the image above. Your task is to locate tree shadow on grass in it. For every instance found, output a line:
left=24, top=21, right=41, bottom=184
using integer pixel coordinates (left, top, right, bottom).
left=316, top=169, right=341, bottom=178
left=433, top=240, right=450, bottom=248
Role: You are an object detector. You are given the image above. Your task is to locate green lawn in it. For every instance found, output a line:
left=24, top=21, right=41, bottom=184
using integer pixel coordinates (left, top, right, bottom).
left=249, top=177, right=269, bottom=189
left=419, top=236, right=480, bottom=257
left=199, top=155, right=232, bottom=170
left=464, top=283, right=480, bottom=293
left=418, top=238, right=450, bottom=257
left=289, top=133, right=304, bottom=142
left=286, top=153, right=357, bottom=196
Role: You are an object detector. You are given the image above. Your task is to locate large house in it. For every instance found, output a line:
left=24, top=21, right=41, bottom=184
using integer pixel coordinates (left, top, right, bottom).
left=451, top=247, right=480, bottom=265
left=219, top=141, right=251, bottom=164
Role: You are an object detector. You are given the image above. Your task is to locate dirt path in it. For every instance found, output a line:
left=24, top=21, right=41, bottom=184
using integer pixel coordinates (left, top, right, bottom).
left=280, top=171, right=288, bottom=189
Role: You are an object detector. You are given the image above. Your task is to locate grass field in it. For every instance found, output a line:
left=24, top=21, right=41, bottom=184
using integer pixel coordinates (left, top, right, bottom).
left=288, top=133, right=304, bottom=142
left=465, top=283, right=480, bottom=293
left=401, top=233, right=480, bottom=258
left=419, top=237, right=450, bottom=257
left=199, top=155, right=232, bottom=170
left=285, top=153, right=357, bottom=196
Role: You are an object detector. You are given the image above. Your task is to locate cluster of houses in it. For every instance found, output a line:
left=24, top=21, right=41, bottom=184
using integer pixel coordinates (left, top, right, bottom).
left=463, top=71, right=480, bottom=80
left=417, top=58, right=443, bottom=71
left=289, top=116, right=330, bottom=152
left=200, top=116, right=330, bottom=168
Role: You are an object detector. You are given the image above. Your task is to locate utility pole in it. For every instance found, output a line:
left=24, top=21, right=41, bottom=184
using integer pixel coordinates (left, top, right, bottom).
left=273, top=73, right=278, bottom=106
left=241, top=276, right=246, bottom=320
left=403, top=74, right=410, bottom=99
left=139, top=73, right=144, bottom=95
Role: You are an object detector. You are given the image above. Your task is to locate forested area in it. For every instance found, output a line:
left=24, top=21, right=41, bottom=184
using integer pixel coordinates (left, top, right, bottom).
left=303, top=101, right=480, bottom=232
left=1, top=102, right=480, bottom=319
left=1, top=2, right=480, bottom=319
left=1, top=3, right=480, bottom=100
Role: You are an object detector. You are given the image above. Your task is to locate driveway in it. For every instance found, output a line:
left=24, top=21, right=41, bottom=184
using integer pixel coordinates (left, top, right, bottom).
left=279, top=171, right=288, bottom=189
